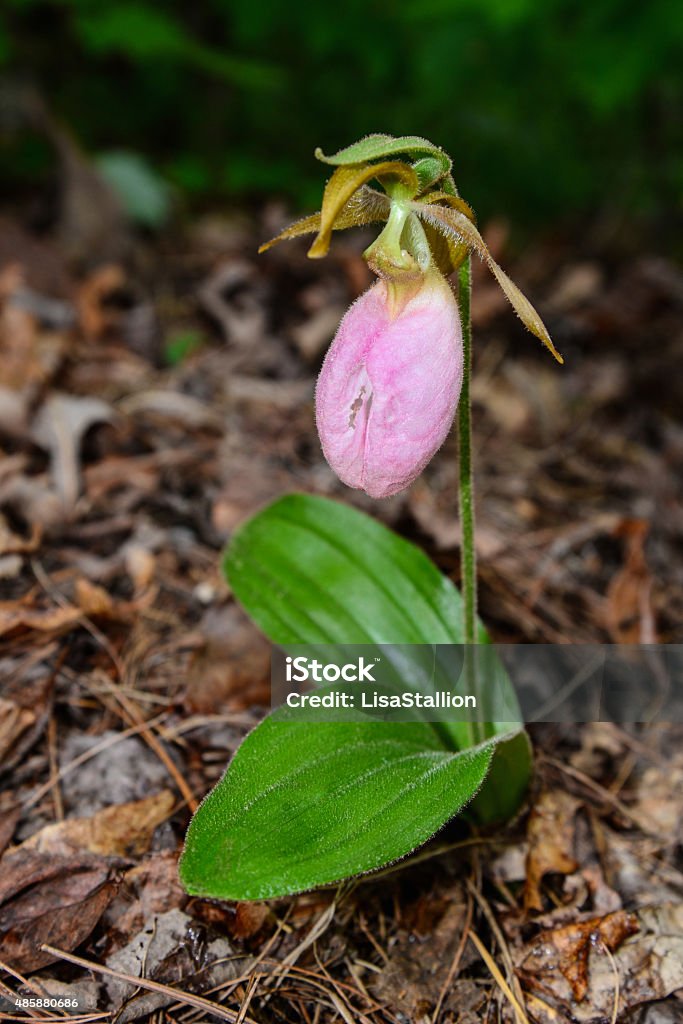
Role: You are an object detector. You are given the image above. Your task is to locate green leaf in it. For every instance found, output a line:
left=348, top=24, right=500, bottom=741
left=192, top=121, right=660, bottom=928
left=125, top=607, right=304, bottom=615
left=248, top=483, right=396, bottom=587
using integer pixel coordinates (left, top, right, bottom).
left=96, top=150, right=171, bottom=228
left=180, top=496, right=531, bottom=900
left=179, top=716, right=499, bottom=900
left=225, top=493, right=474, bottom=645
left=315, top=134, right=451, bottom=176
left=412, top=156, right=449, bottom=192
left=225, top=495, right=530, bottom=814
left=470, top=730, right=533, bottom=824
left=164, top=330, right=204, bottom=366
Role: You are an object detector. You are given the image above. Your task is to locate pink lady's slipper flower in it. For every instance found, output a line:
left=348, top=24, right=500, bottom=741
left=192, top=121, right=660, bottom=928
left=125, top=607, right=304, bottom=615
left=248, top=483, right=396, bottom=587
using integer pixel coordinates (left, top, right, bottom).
left=316, top=272, right=463, bottom=498
left=259, top=135, right=562, bottom=499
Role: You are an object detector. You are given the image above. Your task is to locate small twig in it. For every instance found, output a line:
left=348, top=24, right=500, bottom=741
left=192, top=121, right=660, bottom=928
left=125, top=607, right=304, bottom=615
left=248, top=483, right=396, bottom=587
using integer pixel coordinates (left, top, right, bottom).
left=46, top=714, right=64, bottom=821
left=468, top=930, right=529, bottom=1024
left=431, top=894, right=473, bottom=1024
left=0, top=958, right=60, bottom=1019
left=235, top=976, right=258, bottom=1024
left=93, top=672, right=198, bottom=812
left=541, top=755, right=667, bottom=836
left=466, top=877, right=526, bottom=1010
left=39, top=945, right=254, bottom=1024
left=263, top=900, right=337, bottom=1001
left=328, top=992, right=360, bottom=1024
left=596, top=940, right=620, bottom=1024
left=356, top=914, right=389, bottom=964
left=313, top=947, right=370, bottom=1024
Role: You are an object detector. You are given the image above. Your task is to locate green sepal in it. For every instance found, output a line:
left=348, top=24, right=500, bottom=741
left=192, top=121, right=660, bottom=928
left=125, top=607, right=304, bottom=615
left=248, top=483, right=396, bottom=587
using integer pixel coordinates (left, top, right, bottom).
left=440, top=173, right=460, bottom=197
left=412, top=156, right=449, bottom=192
left=315, top=134, right=451, bottom=175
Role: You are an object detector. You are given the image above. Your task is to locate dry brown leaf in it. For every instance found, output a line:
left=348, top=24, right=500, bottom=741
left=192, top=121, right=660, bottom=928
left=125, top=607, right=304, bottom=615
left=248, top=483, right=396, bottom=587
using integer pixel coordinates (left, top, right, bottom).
left=0, top=601, right=82, bottom=638
left=0, top=264, right=70, bottom=401
left=0, top=514, right=41, bottom=557
left=232, top=901, right=271, bottom=940
left=75, top=576, right=115, bottom=617
left=569, top=721, right=627, bottom=778
left=0, top=572, right=140, bottom=641
left=0, top=675, right=52, bottom=772
left=104, top=851, right=186, bottom=940
left=545, top=263, right=604, bottom=313
left=0, top=850, right=117, bottom=972
left=0, top=698, right=36, bottom=764
left=572, top=904, right=683, bottom=1021
left=520, top=909, right=639, bottom=1001
left=77, top=263, right=125, bottom=339
left=117, top=389, right=224, bottom=430
left=605, top=518, right=657, bottom=643
left=520, top=905, right=683, bottom=1022
left=525, top=789, right=581, bottom=912
left=630, top=756, right=683, bottom=835
left=372, top=884, right=472, bottom=1019
left=290, top=304, right=345, bottom=360
left=104, top=908, right=243, bottom=1023
left=185, top=605, right=270, bottom=712
left=17, top=791, right=175, bottom=858
left=0, top=804, right=21, bottom=857
left=124, top=544, right=157, bottom=591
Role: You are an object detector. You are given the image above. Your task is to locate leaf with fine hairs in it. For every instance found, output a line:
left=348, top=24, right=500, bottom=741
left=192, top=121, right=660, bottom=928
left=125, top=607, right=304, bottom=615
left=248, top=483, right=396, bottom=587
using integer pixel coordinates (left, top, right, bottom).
left=179, top=716, right=500, bottom=900
left=412, top=156, right=450, bottom=192
left=315, top=133, right=451, bottom=173
left=224, top=494, right=531, bottom=819
left=177, top=496, right=532, bottom=899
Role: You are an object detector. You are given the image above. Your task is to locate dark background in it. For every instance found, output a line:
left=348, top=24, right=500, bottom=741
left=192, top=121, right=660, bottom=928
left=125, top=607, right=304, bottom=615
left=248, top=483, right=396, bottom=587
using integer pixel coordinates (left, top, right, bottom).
left=1, top=0, right=681, bottom=248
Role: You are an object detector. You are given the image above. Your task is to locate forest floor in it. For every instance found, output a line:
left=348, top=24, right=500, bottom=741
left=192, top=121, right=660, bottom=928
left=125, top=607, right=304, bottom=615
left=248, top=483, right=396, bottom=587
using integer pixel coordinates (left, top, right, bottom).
left=1, top=197, right=683, bottom=1023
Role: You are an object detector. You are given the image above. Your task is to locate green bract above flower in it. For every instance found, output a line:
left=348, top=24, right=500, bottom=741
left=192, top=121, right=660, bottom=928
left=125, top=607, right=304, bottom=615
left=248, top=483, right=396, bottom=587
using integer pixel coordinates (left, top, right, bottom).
left=260, top=133, right=563, bottom=363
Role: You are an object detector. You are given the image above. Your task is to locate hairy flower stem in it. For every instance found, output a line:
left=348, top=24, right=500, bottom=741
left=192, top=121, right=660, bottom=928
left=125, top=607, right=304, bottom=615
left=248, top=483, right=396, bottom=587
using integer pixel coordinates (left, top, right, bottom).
left=457, top=256, right=477, bottom=643
left=457, top=257, right=484, bottom=742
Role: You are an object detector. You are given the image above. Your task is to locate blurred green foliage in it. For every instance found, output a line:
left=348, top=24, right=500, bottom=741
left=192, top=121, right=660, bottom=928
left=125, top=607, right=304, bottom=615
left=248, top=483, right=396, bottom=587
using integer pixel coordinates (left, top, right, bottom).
left=1, top=0, right=680, bottom=230
left=164, top=329, right=205, bottom=366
